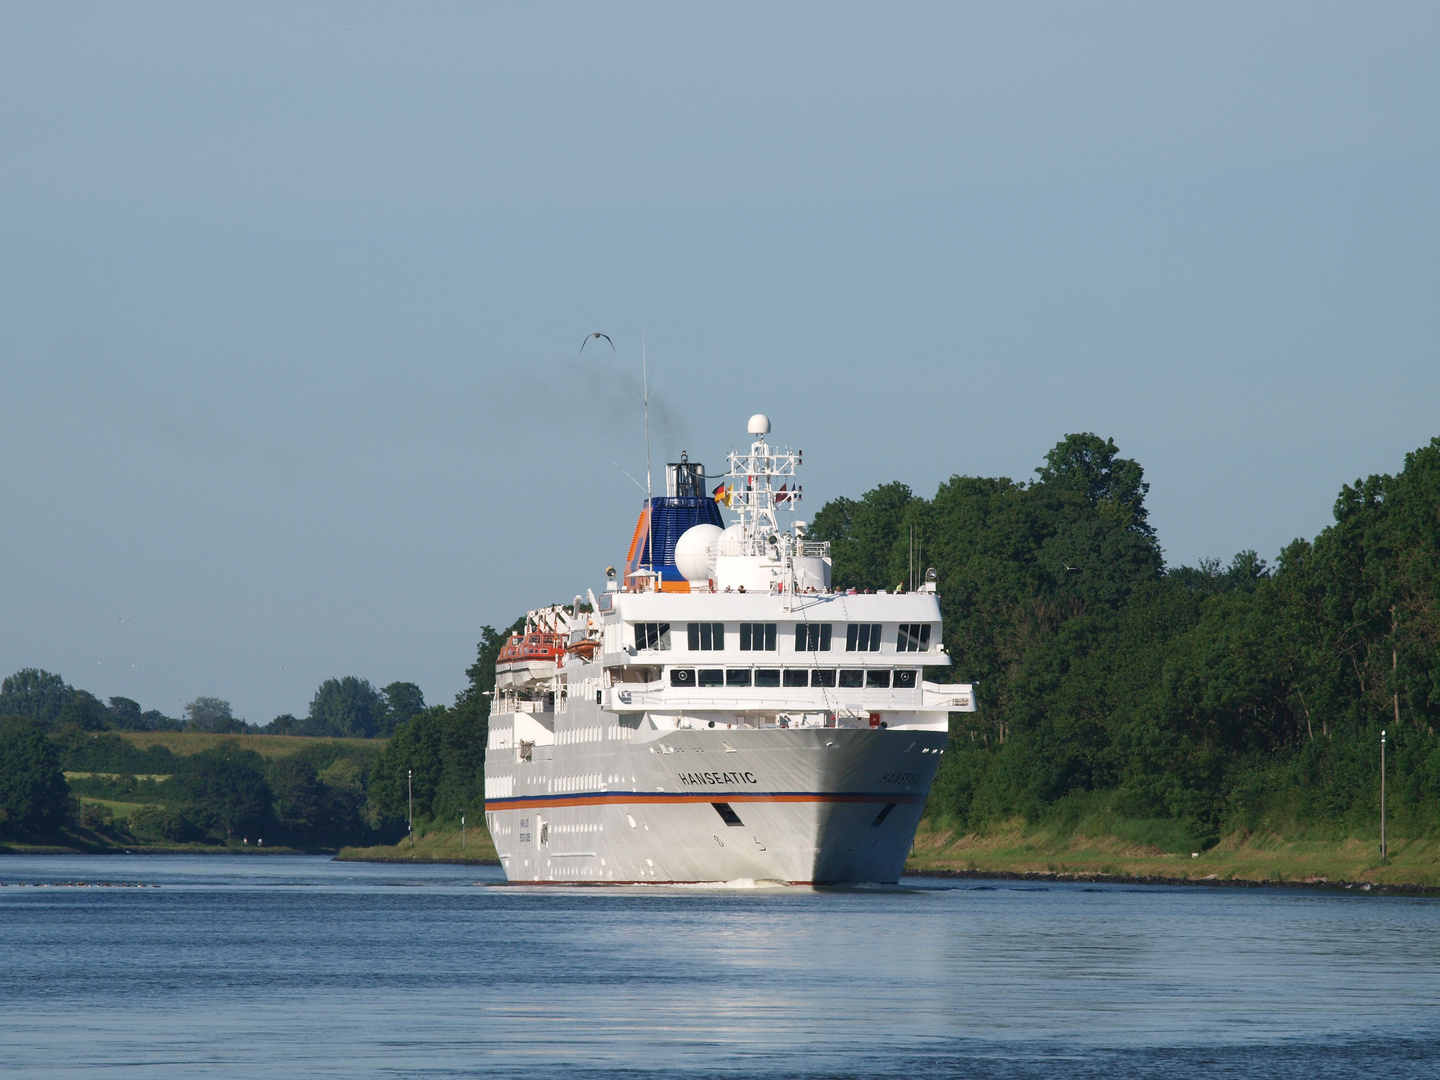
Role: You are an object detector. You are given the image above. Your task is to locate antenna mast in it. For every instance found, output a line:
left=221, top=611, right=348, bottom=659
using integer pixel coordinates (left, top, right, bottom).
left=642, top=332, right=652, bottom=503
left=642, top=332, right=653, bottom=574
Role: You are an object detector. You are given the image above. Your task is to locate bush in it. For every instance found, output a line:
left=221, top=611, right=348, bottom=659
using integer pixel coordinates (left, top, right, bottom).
left=127, top=804, right=202, bottom=842
left=52, top=729, right=178, bottom=774
left=79, top=802, right=114, bottom=829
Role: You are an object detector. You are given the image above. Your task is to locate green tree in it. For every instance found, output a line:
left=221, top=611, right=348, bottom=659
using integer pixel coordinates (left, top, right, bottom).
left=374, top=681, right=425, bottom=736
left=170, top=744, right=273, bottom=838
left=185, top=696, right=245, bottom=733
left=0, top=669, right=73, bottom=722
left=308, top=677, right=381, bottom=738
left=370, top=706, right=447, bottom=821
left=1034, top=432, right=1153, bottom=536
left=810, top=482, right=916, bottom=591
left=370, top=704, right=487, bottom=825
left=142, top=709, right=183, bottom=732
left=268, top=756, right=326, bottom=838
left=107, top=696, right=145, bottom=730
left=57, top=690, right=110, bottom=731
left=0, top=719, right=72, bottom=836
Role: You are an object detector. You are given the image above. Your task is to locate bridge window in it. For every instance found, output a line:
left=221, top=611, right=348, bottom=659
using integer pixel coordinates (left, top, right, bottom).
left=783, top=670, right=809, bottom=687
left=755, top=669, right=781, bottom=688
left=839, top=669, right=864, bottom=688
left=698, top=669, right=724, bottom=687
left=670, top=668, right=695, bottom=687
left=897, top=623, right=932, bottom=652
left=726, top=669, right=752, bottom=687
left=810, top=669, right=836, bottom=687
left=687, top=622, right=725, bottom=650
left=893, top=668, right=918, bottom=689
left=740, top=622, right=777, bottom=651
left=634, top=623, right=671, bottom=651
left=845, top=623, right=882, bottom=652
left=866, top=669, right=891, bottom=688
left=794, top=623, right=832, bottom=651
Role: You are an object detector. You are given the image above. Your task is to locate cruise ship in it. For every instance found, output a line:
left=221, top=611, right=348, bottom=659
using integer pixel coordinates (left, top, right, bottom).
left=483, top=414, right=975, bottom=884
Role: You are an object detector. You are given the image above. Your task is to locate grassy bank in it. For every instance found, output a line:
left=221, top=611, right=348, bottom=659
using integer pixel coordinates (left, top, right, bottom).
left=906, top=818, right=1440, bottom=888
left=0, top=821, right=305, bottom=856
left=337, top=822, right=498, bottom=864
left=339, top=817, right=1440, bottom=887
left=17, top=810, right=1436, bottom=887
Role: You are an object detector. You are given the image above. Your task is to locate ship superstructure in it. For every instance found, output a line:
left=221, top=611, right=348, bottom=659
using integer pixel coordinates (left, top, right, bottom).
left=483, top=414, right=975, bottom=884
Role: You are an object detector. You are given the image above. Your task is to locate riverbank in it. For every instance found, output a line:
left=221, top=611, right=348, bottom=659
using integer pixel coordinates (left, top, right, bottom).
left=11, top=817, right=1440, bottom=890
left=0, top=834, right=307, bottom=856
left=905, top=818, right=1440, bottom=889
left=0, top=818, right=312, bottom=856
left=337, top=823, right=499, bottom=864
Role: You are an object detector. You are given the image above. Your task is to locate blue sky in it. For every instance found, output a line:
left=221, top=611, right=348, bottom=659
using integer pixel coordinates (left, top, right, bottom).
left=2, top=3, right=1437, bottom=721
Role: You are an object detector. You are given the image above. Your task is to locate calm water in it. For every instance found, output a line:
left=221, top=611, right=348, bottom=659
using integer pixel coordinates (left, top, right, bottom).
left=1, top=856, right=1438, bottom=1078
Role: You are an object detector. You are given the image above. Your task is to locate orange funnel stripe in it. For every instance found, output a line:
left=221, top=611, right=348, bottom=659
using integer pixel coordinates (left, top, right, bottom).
left=624, top=505, right=650, bottom=579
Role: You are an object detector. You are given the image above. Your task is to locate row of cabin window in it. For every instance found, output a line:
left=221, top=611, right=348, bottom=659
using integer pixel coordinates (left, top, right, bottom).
left=668, top=667, right=920, bottom=689
left=638, top=621, right=932, bottom=653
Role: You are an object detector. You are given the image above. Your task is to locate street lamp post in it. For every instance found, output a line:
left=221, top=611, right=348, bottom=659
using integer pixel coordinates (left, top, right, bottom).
left=1380, top=730, right=1387, bottom=861
left=408, top=767, right=414, bottom=848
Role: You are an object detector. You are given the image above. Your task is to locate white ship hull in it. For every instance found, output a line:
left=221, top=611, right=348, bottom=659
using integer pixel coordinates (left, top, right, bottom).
left=484, top=698, right=948, bottom=884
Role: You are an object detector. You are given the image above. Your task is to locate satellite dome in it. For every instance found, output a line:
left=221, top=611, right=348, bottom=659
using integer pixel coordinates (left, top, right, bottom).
left=748, top=413, right=771, bottom=435
left=674, top=523, right=723, bottom=582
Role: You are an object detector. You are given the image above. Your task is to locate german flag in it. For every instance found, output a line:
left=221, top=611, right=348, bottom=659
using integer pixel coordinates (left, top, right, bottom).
left=713, top=482, right=733, bottom=507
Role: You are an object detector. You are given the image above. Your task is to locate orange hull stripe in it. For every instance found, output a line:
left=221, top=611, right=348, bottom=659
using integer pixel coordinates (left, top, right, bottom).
left=485, top=791, right=925, bottom=812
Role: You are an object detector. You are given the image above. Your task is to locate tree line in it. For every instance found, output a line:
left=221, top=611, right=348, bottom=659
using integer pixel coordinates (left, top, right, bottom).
left=0, top=670, right=427, bottom=738
left=812, top=432, right=1440, bottom=848
left=0, top=622, right=521, bottom=847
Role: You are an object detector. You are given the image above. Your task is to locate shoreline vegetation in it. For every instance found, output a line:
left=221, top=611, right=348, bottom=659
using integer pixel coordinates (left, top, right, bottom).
left=9, top=819, right=1436, bottom=893
left=336, top=822, right=499, bottom=864
left=906, top=818, right=1440, bottom=891
left=335, top=819, right=1440, bottom=889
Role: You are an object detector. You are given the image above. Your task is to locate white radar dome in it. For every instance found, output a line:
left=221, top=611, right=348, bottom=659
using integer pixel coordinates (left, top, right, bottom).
left=674, top=523, right=723, bottom=582
left=748, top=413, right=771, bottom=435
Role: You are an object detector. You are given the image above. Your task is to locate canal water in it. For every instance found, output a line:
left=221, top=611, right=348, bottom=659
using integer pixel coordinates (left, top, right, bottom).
left=1, top=855, right=1437, bottom=1078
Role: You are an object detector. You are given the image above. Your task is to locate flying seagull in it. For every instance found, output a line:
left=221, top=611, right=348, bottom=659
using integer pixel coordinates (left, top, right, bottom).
left=1063, top=564, right=1081, bottom=572
left=580, top=332, right=615, bottom=353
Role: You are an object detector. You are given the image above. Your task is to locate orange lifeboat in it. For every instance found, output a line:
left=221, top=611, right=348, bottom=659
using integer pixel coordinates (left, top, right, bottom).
left=494, top=631, right=567, bottom=689
left=565, top=637, right=600, bottom=661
